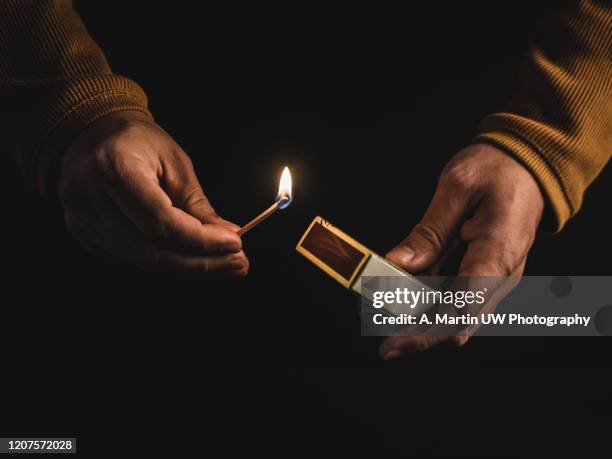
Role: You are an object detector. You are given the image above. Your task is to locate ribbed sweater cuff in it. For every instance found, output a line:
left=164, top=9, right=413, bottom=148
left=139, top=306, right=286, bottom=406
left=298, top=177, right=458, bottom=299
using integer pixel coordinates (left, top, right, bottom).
left=31, top=76, right=151, bottom=196
left=474, top=127, right=572, bottom=233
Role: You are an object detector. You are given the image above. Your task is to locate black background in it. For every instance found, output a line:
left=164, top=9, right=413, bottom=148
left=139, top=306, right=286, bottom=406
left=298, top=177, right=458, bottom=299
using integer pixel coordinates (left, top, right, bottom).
left=1, top=1, right=610, bottom=456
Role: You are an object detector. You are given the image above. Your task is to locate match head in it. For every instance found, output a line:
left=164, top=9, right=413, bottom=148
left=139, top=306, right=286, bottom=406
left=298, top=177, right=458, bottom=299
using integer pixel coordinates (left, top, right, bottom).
left=277, top=192, right=292, bottom=209
left=276, top=166, right=292, bottom=209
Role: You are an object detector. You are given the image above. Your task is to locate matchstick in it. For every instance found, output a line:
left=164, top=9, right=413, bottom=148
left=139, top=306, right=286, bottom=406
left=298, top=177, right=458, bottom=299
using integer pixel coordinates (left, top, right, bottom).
left=237, top=201, right=281, bottom=236
left=238, top=166, right=292, bottom=236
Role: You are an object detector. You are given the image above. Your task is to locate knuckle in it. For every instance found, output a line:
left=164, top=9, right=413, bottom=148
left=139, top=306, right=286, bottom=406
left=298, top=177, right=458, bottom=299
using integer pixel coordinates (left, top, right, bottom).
left=228, top=235, right=243, bottom=253
left=225, top=253, right=243, bottom=271
left=92, top=148, right=117, bottom=173
left=241, top=256, right=250, bottom=275
left=161, top=150, right=195, bottom=186
left=233, top=253, right=249, bottom=274
left=412, top=223, right=446, bottom=252
left=183, top=188, right=209, bottom=210
left=92, top=147, right=131, bottom=184
left=441, top=159, right=478, bottom=192
left=90, top=152, right=118, bottom=185
left=162, top=166, right=184, bottom=192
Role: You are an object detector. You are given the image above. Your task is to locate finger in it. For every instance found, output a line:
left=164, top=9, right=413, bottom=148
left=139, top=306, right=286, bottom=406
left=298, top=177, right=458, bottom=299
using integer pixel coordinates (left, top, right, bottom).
left=178, top=191, right=242, bottom=237
left=159, top=153, right=237, bottom=227
left=73, top=201, right=249, bottom=275
left=98, top=199, right=248, bottom=274
left=214, top=217, right=242, bottom=232
left=104, top=171, right=242, bottom=254
left=378, top=335, right=468, bottom=360
left=386, top=181, right=473, bottom=274
left=172, top=178, right=220, bottom=225
left=158, top=154, right=242, bottom=232
left=135, top=249, right=249, bottom=275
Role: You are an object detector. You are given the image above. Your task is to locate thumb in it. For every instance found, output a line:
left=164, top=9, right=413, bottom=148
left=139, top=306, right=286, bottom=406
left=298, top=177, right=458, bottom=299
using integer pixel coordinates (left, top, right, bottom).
left=164, top=160, right=240, bottom=231
left=386, top=183, right=471, bottom=273
left=183, top=188, right=241, bottom=232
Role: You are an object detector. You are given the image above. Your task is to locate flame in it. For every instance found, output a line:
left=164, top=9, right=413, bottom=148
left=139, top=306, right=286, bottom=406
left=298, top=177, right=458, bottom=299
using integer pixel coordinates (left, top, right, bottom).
left=276, top=166, right=292, bottom=209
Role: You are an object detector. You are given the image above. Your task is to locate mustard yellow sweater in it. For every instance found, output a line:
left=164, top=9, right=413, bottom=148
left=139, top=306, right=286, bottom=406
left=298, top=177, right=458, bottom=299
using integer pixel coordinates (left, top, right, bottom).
left=1, top=1, right=610, bottom=231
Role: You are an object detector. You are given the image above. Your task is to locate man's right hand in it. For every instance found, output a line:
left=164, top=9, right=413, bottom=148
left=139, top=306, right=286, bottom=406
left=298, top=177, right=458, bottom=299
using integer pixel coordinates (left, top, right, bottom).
left=58, top=111, right=249, bottom=276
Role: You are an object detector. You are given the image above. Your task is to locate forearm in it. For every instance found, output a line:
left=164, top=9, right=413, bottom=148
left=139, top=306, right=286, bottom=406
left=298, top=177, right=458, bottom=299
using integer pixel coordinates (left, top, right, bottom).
left=0, top=0, right=150, bottom=194
left=474, top=0, right=611, bottom=231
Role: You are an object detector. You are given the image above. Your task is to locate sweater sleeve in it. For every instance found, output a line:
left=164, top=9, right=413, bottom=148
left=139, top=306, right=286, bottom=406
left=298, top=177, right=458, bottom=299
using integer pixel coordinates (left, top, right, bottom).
left=0, top=0, right=151, bottom=195
left=474, top=0, right=611, bottom=231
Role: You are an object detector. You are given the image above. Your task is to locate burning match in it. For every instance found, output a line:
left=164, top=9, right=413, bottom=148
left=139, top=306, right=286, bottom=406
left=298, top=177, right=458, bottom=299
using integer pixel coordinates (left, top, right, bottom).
left=237, top=166, right=293, bottom=236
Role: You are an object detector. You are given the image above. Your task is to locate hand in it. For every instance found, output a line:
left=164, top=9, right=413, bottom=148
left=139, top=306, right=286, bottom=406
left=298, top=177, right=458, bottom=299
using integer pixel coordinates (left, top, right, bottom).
left=58, top=111, right=248, bottom=276
left=380, top=144, right=544, bottom=359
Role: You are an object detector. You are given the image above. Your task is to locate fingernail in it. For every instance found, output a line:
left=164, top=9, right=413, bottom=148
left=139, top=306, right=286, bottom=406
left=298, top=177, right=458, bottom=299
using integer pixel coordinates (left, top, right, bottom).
left=388, top=246, right=414, bottom=267
left=226, top=223, right=241, bottom=232
left=397, top=246, right=415, bottom=262
left=209, top=217, right=241, bottom=232
left=217, top=218, right=241, bottom=232
left=382, top=350, right=404, bottom=361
